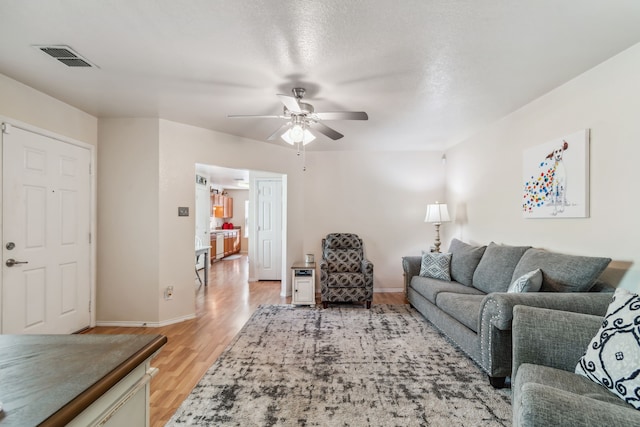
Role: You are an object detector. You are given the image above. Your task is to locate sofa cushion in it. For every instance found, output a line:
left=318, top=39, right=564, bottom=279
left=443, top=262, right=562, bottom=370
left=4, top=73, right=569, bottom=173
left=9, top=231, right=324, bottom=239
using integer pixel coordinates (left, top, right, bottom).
left=419, top=251, right=452, bottom=281
left=575, top=288, right=640, bottom=409
left=436, top=293, right=485, bottom=333
left=448, top=239, right=487, bottom=287
left=512, top=248, right=611, bottom=292
left=472, top=242, right=531, bottom=294
left=508, top=269, right=543, bottom=293
left=409, top=276, right=485, bottom=305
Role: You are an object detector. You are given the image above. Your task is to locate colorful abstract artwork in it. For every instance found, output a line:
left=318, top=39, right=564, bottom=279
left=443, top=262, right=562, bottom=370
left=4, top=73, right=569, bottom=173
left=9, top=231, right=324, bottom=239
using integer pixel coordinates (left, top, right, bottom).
left=522, top=129, right=590, bottom=218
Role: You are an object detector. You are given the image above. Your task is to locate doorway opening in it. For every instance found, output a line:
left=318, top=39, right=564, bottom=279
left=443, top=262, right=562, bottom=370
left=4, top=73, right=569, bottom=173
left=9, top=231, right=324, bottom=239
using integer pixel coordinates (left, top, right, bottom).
left=194, top=164, right=287, bottom=296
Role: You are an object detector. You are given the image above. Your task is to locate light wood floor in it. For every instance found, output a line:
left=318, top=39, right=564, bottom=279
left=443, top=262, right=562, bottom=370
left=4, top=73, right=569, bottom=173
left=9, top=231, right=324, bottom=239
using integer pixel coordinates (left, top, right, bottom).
left=85, top=255, right=407, bottom=426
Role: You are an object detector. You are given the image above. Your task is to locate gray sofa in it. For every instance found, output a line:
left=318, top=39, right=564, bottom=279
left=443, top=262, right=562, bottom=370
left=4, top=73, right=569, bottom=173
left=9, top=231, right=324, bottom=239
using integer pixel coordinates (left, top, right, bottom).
left=402, top=239, right=614, bottom=387
left=512, top=305, right=640, bottom=426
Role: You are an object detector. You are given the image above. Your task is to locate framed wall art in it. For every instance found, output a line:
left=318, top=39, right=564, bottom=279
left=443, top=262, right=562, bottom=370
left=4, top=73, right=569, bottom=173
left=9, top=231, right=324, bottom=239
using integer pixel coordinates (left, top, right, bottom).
left=522, top=129, right=590, bottom=218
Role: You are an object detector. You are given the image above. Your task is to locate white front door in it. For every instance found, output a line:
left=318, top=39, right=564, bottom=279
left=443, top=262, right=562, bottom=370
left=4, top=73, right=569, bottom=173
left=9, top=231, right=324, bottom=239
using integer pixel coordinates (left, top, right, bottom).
left=256, top=179, right=282, bottom=280
left=2, top=125, right=91, bottom=334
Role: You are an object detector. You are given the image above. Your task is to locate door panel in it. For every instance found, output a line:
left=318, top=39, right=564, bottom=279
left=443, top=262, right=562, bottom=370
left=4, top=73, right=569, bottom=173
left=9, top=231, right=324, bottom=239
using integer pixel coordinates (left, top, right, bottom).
left=2, top=125, right=91, bottom=334
left=256, top=180, right=282, bottom=280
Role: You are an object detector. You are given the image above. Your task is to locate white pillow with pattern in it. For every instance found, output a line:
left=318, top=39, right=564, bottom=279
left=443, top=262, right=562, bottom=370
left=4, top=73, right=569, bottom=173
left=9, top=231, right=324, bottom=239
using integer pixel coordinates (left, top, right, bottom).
left=575, top=288, right=640, bottom=409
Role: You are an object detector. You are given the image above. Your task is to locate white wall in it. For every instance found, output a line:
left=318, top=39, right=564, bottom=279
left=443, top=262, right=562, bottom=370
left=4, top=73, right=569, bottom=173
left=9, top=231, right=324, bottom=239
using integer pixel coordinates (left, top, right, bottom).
left=444, top=42, right=640, bottom=292
left=303, top=150, right=446, bottom=290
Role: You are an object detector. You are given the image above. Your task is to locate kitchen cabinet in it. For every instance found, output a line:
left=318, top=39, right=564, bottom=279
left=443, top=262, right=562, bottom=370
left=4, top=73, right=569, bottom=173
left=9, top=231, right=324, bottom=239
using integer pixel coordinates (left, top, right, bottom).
left=211, top=193, right=233, bottom=218
left=209, top=235, right=216, bottom=264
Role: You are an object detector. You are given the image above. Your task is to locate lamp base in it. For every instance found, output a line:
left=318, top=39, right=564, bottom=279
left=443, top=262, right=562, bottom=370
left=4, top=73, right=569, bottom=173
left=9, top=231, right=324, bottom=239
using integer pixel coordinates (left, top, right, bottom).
left=433, top=223, right=442, bottom=253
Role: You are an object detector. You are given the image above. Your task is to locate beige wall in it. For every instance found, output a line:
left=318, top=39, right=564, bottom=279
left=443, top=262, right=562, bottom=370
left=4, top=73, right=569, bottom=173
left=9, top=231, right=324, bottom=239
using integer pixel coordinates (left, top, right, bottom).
left=97, top=119, right=160, bottom=323
left=0, top=74, right=97, bottom=145
left=303, top=150, right=447, bottom=290
left=444, top=42, right=640, bottom=293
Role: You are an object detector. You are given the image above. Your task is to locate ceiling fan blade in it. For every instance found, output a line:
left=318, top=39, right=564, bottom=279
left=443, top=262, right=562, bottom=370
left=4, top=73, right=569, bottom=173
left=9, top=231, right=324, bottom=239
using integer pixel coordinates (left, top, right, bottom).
left=314, top=111, right=368, bottom=121
left=228, top=114, right=285, bottom=119
left=308, top=121, right=344, bottom=140
left=267, top=123, right=291, bottom=141
left=276, top=94, right=303, bottom=114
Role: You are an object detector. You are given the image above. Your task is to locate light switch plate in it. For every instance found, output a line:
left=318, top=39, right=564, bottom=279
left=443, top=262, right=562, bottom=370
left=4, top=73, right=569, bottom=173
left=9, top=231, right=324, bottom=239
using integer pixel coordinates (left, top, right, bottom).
left=178, top=207, right=189, bottom=217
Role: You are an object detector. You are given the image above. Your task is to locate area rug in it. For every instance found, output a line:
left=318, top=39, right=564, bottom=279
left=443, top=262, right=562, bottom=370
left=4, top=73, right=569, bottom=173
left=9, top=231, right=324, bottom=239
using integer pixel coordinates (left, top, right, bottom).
left=167, top=305, right=511, bottom=426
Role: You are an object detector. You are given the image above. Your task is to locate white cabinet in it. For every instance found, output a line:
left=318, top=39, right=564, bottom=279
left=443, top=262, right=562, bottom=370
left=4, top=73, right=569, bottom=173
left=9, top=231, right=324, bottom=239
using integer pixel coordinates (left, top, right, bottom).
left=291, top=262, right=316, bottom=306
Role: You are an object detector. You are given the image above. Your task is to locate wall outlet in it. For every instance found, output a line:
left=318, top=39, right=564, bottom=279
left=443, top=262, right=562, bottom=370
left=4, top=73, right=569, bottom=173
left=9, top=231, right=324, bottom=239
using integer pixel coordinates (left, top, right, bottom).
left=164, top=286, right=174, bottom=300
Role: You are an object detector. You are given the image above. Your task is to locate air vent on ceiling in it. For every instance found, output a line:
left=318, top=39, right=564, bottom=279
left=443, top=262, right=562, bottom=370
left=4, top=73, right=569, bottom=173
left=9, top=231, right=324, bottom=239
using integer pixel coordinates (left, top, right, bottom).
left=34, top=45, right=98, bottom=68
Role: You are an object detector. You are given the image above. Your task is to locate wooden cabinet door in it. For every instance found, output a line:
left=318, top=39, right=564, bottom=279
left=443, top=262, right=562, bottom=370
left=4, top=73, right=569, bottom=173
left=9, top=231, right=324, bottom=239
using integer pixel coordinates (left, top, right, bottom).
left=210, top=236, right=216, bottom=264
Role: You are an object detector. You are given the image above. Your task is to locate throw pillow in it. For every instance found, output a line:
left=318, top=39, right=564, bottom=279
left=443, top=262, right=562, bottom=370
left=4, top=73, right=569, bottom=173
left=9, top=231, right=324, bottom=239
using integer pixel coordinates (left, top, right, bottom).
left=419, top=251, right=452, bottom=281
left=472, top=242, right=531, bottom=294
left=511, top=248, right=611, bottom=292
left=448, top=239, right=487, bottom=287
left=507, top=269, right=542, bottom=293
left=575, top=288, right=640, bottom=409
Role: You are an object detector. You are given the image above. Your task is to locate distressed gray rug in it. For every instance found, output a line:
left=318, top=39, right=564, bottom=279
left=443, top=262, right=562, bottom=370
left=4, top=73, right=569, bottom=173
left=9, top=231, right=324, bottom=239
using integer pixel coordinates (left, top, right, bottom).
left=167, top=305, right=511, bottom=426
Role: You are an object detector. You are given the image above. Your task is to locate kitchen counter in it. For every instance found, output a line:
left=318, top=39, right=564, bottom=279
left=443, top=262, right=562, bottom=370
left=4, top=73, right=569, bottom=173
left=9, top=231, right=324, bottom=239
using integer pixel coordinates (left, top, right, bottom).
left=0, top=334, right=166, bottom=426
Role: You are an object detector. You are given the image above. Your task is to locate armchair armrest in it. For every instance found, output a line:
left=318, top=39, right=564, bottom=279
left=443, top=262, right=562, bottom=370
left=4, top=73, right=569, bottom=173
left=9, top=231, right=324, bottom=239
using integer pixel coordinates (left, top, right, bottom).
left=512, top=305, right=603, bottom=380
left=402, top=256, right=422, bottom=292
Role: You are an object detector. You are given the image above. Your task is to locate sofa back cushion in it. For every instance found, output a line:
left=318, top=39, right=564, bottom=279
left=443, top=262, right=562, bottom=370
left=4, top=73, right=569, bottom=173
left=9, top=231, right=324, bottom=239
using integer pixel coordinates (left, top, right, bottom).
left=511, top=248, right=611, bottom=292
left=472, top=242, right=531, bottom=293
left=448, top=239, right=487, bottom=287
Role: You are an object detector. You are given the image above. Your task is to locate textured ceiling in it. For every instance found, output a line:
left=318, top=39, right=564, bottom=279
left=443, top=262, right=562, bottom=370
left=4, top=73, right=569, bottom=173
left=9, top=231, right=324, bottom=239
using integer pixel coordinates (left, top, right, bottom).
left=1, top=1, right=640, bottom=151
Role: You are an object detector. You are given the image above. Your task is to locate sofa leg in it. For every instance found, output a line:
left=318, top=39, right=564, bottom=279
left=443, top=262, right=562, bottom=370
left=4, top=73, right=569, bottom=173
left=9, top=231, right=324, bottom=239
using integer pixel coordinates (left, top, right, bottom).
left=488, top=376, right=506, bottom=389
left=365, top=301, right=372, bottom=309
left=322, top=302, right=328, bottom=309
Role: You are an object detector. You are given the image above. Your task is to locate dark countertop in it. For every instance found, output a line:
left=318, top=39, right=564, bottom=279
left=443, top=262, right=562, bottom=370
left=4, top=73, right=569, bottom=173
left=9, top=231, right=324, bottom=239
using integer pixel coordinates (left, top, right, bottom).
left=0, top=334, right=167, bottom=426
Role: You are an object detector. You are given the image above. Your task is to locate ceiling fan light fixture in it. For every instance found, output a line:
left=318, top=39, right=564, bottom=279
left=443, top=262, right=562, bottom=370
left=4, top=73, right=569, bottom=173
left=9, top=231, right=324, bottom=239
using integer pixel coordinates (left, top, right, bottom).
left=281, top=127, right=316, bottom=145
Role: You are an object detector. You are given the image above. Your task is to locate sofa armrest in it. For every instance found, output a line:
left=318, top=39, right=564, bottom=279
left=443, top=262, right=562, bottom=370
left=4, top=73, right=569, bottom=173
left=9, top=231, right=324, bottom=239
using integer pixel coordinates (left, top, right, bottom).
left=481, top=292, right=611, bottom=331
left=402, top=256, right=422, bottom=292
left=512, top=305, right=603, bottom=380
left=478, top=291, right=611, bottom=378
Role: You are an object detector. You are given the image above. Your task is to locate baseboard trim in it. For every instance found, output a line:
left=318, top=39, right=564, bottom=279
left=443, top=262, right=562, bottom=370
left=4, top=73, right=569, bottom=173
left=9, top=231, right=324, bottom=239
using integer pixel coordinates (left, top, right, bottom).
left=374, top=288, right=404, bottom=293
left=96, top=313, right=196, bottom=328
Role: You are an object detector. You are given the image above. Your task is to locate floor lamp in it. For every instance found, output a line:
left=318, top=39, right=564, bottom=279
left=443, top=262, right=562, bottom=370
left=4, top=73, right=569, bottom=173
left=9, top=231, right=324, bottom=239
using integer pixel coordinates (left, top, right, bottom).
left=425, top=202, right=450, bottom=253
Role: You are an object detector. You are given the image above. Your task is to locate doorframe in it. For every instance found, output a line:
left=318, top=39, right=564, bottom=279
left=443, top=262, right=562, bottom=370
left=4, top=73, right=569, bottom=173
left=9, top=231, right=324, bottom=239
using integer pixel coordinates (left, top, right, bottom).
left=0, top=116, right=97, bottom=331
left=248, top=173, right=288, bottom=296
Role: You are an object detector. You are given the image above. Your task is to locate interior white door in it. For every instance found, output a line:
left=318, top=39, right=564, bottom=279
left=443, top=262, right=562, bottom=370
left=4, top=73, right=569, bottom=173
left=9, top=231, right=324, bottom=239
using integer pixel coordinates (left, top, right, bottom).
left=256, top=179, right=282, bottom=280
left=2, top=125, right=91, bottom=334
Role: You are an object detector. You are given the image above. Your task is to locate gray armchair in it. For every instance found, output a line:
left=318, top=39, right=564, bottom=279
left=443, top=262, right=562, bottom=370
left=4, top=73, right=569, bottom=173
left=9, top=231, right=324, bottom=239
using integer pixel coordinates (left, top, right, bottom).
left=319, top=233, right=373, bottom=309
left=512, top=305, right=640, bottom=427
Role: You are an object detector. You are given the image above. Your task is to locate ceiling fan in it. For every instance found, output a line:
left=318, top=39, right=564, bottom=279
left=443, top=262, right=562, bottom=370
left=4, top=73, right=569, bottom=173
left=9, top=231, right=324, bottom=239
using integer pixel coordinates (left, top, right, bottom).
left=228, top=88, right=368, bottom=145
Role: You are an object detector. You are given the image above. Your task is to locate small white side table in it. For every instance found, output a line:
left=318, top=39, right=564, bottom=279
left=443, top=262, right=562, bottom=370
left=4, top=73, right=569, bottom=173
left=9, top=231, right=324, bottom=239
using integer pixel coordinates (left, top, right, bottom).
left=291, top=262, right=316, bottom=306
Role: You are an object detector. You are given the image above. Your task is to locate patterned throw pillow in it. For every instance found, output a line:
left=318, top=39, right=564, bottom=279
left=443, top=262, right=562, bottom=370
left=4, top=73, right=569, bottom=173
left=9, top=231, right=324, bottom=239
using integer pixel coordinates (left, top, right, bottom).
left=419, top=251, right=452, bottom=281
left=507, top=269, right=542, bottom=293
left=575, top=288, right=640, bottom=409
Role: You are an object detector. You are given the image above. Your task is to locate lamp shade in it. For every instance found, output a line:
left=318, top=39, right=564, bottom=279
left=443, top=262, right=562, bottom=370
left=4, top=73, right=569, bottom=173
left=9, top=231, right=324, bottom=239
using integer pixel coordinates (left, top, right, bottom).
left=425, top=203, right=450, bottom=224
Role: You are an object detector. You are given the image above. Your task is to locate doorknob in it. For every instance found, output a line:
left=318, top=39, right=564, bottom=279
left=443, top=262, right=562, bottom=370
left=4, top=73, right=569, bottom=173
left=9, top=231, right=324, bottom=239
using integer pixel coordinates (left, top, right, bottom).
left=5, top=258, right=28, bottom=267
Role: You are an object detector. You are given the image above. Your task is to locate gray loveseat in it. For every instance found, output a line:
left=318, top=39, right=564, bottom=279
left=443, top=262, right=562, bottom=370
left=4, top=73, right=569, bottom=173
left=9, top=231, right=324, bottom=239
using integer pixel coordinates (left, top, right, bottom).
left=402, top=239, right=614, bottom=387
left=512, top=305, right=640, bottom=426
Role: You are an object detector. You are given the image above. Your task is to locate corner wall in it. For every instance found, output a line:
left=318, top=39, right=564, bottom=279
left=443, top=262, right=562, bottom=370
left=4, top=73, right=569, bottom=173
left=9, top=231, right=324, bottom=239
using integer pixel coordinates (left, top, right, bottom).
left=444, top=42, right=640, bottom=292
